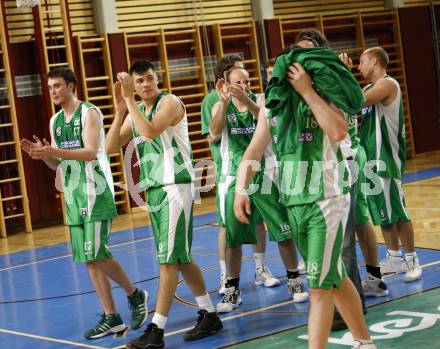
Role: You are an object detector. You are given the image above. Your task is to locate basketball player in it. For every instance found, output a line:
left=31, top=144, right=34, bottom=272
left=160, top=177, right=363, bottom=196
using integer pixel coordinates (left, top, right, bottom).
left=210, top=65, right=308, bottom=313
left=20, top=67, right=148, bottom=340
left=105, top=61, right=222, bottom=348
left=202, top=55, right=280, bottom=295
left=356, top=47, right=422, bottom=282
left=235, top=35, right=376, bottom=348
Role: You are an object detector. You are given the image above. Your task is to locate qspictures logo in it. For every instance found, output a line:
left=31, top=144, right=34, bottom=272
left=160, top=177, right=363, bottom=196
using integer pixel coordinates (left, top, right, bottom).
left=55, top=140, right=390, bottom=210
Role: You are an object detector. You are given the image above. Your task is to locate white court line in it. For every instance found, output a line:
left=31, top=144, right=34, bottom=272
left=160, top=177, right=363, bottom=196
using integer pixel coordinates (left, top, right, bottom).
left=0, top=236, right=153, bottom=272
left=0, top=225, right=210, bottom=273
left=111, top=300, right=296, bottom=349
left=2, top=260, right=440, bottom=349
left=160, top=259, right=440, bottom=337
left=110, top=258, right=440, bottom=349
left=165, top=299, right=296, bottom=336
left=0, top=328, right=108, bottom=349
left=419, top=259, right=440, bottom=268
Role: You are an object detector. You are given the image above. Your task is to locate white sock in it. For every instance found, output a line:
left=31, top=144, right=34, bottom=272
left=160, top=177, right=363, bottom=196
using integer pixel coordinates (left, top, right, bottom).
left=152, top=313, right=167, bottom=329
left=255, top=253, right=265, bottom=270
left=405, top=251, right=417, bottom=258
left=195, top=293, right=215, bottom=313
left=388, top=249, right=401, bottom=257
left=219, top=260, right=226, bottom=276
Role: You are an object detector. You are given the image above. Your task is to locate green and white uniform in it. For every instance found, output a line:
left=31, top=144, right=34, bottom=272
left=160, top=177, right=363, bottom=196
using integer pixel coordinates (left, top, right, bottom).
left=133, top=92, right=194, bottom=264
left=265, top=47, right=365, bottom=289
left=201, top=90, right=223, bottom=225
left=218, top=97, right=292, bottom=248
left=360, top=76, right=410, bottom=226
left=344, top=115, right=370, bottom=225
left=268, top=104, right=350, bottom=289
left=354, top=146, right=370, bottom=225
left=201, top=90, right=220, bottom=178
left=201, top=90, right=264, bottom=225
left=51, top=101, right=117, bottom=263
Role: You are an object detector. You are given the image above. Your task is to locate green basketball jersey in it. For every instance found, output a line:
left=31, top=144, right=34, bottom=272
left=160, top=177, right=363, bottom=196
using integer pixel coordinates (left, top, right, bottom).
left=201, top=90, right=219, bottom=135
left=337, top=112, right=359, bottom=162
left=51, top=101, right=117, bottom=225
left=340, top=114, right=360, bottom=160
left=265, top=47, right=364, bottom=159
left=359, top=76, right=406, bottom=179
left=342, top=114, right=364, bottom=186
left=268, top=102, right=350, bottom=207
left=219, top=94, right=259, bottom=179
left=347, top=114, right=360, bottom=152
left=201, top=90, right=221, bottom=179
left=132, top=92, right=194, bottom=189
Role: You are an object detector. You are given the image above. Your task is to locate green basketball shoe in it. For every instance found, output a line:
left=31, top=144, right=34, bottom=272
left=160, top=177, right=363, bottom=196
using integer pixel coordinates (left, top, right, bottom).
left=128, top=289, right=149, bottom=329
left=84, top=313, right=126, bottom=340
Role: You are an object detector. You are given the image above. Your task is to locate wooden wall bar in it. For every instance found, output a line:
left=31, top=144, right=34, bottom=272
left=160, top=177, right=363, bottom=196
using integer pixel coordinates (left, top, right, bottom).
left=4, top=0, right=95, bottom=43
left=273, top=0, right=385, bottom=17
left=4, top=1, right=439, bottom=43
left=273, top=0, right=440, bottom=17
left=115, top=0, right=253, bottom=32
left=266, top=10, right=418, bottom=158
left=0, top=1, right=439, bottom=230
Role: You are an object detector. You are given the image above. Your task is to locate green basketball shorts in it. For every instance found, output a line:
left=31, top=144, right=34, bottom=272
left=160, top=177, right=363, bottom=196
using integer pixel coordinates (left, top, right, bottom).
left=286, top=194, right=350, bottom=289
left=366, top=176, right=410, bottom=226
left=147, top=183, right=193, bottom=264
left=218, top=175, right=293, bottom=248
left=354, top=147, right=370, bottom=225
left=69, top=219, right=113, bottom=263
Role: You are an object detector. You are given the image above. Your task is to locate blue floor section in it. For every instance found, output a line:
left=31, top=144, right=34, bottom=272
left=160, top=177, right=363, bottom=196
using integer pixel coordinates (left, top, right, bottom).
left=403, top=166, right=440, bottom=183
left=1, top=211, right=440, bottom=349
left=1, top=167, right=439, bottom=349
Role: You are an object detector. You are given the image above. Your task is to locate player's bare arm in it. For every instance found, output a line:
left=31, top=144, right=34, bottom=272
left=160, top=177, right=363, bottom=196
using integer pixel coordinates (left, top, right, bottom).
left=106, top=81, right=135, bottom=154
left=339, top=52, right=354, bottom=70
left=234, top=108, right=271, bottom=224
left=21, top=134, right=59, bottom=170
left=228, top=83, right=260, bottom=118
left=21, top=108, right=101, bottom=167
left=363, top=78, right=397, bottom=107
left=209, top=78, right=230, bottom=143
left=118, top=72, right=182, bottom=139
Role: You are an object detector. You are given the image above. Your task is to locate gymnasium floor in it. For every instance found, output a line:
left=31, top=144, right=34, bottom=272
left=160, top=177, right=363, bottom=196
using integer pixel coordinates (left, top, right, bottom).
left=1, top=151, right=440, bottom=349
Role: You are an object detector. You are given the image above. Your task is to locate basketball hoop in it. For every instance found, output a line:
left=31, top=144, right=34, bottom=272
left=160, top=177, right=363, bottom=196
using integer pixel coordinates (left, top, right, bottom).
left=16, top=0, right=39, bottom=8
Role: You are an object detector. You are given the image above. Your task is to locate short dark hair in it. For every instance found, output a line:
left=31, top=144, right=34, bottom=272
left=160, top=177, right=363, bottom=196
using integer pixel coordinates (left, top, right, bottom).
left=365, top=46, right=389, bottom=68
left=47, top=67, right=77, bottom=90
left=129, top=60, right=156, bottom=75
left=295, top=29, right=330, bottom=48
left=214, top=54, right=243, bottom=81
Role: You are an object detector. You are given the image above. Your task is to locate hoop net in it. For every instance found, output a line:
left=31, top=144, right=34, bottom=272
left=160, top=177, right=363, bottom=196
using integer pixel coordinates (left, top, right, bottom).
left=16, top=0, right=39, bottom=8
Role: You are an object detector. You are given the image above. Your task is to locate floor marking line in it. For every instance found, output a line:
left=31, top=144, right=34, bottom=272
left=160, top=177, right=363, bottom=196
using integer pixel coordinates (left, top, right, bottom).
left=168, top=300, right=295, bottom=337
left=165, top=258, right=440, bottom=338
left=0, top=225, right=210, bottom=272
left=0, top=236, right=153, bottom=272
left=111, top=300, right=296, bottom=348
left=380, top=259, right=440, bottom=280
left=421, top=259, right=440, bottom=268
left=0, top=328, right=109, bottom=349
